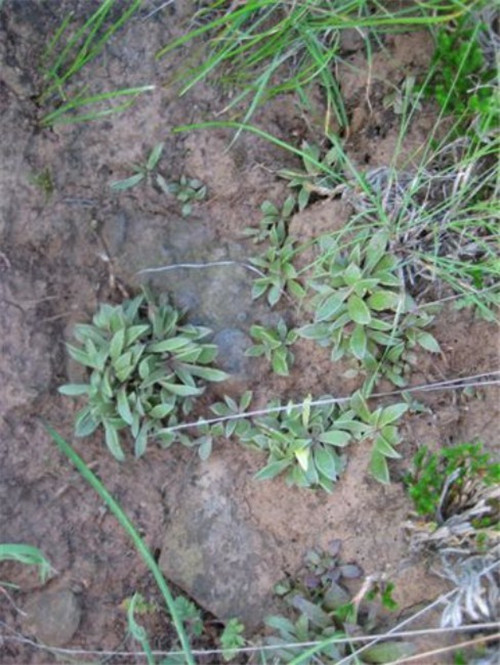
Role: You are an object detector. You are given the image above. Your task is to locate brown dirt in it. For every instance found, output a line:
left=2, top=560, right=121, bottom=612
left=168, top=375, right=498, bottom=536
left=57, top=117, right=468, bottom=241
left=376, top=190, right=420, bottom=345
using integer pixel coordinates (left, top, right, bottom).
left=1, top=2, right=498, bottom=664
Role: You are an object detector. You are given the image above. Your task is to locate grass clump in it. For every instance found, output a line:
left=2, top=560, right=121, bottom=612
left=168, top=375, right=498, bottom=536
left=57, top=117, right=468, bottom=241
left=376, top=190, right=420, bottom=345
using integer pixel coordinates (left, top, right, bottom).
left=39, top=0, right=153, bottom=126
left=59, top=288, right=228, bottom=461
left=0, top=544, right=52, bottom=585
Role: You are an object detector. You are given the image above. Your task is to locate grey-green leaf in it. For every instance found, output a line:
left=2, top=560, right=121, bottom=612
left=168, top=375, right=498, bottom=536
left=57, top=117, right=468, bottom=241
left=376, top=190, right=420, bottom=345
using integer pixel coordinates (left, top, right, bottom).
left=58, top=384, right=89, bottom=396
left=347, top=294, right=372, bottom=325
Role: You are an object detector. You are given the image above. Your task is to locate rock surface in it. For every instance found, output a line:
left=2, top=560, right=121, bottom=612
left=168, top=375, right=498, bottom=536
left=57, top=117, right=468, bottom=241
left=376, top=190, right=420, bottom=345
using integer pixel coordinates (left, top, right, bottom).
left=159, top=456, right=279, bottom=630
left=23, top=589, right=82, bottom=647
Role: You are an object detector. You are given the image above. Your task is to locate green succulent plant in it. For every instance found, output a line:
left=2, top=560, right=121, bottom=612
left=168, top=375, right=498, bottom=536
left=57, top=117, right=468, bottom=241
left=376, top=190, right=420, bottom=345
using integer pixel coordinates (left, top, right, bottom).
left=298, top=231, right=440, bottom=386
left=59, top=289, right=228, bottom=460
left=159, top=175, right=207, bottom=216
left=238, top=396, right=353, bottom=491
left=245, top=319, right=297, bottom=376
left=243, top=195, right=296, bottom=245
left=250, top=237, right=306, bottom=307
left=278, top=140, right=341, bottom=210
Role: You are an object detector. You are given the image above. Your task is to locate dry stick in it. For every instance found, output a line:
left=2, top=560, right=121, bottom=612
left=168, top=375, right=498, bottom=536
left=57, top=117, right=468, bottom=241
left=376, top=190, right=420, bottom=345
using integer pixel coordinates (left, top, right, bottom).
left=162, top=372, right=500, bottom=434
left=1, top=621, right=498, bottom=660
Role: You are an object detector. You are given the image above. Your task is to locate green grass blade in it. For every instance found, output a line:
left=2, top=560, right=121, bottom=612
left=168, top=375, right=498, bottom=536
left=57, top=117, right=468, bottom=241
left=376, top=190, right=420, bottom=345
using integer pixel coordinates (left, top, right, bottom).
left=46, top=424, right=195, bottom=665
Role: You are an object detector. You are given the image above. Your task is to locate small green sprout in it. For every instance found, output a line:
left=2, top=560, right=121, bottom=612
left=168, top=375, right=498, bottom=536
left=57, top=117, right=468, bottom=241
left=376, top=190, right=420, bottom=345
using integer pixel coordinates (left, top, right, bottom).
left=110, top=142, right=165, bottom=192
left=245, top=319, right=297, bottom=376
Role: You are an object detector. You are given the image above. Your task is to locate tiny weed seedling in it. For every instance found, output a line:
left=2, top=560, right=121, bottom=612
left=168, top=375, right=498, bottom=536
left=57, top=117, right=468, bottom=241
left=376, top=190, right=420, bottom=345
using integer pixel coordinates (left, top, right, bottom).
left=111, top=144, right=207, bottom=217
left=298, top=230, right=440, bottom=388
left=245, top=319, right=297, bottom=377
left=279, top=140, right=342, bottom=210
left=243, top=195, right=296, bottom=245
left=59, top=288, right=228, bottom=460
left=220, top=618, right=245, bottom=662
left=28, top=167, right=54, bottom=202
left=110, top=142, right=165, bottom=192
left=160, top=175, right=207, bottom=217
left=250, top=237, right=306, bottom=307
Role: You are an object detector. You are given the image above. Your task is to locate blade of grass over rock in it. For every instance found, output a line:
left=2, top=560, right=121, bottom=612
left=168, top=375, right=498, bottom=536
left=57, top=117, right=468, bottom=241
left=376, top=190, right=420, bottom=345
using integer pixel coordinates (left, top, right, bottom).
left=46, top=424, right=195, bottom=665
left=41, top=85, right=155, bottom=126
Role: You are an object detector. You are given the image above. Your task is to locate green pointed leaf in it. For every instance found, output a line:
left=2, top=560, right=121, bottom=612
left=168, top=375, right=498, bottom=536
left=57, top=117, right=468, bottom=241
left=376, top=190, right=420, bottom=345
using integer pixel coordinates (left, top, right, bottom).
left=161, top=382, right=203, bottom=397
left=363, top=641, right=416, bottom=663
left=314, top=446, right=340, bottom=480
left=316, top=293, right=346, bottom=321
left=254, top=460, right=290, bottom=481
left=146, top=142, right=164, bottom=170
left=378, top=402, right=408, bottom=427
left=74, top=407, right=99, bottom=437
left=104, top=422, right=125, bottom=461
left=110, top=173, right=145, bottom=191
left=125, top=324, right=150, bottom=346
left=134, top=422, right=149, bottom=458
left=350, top=324, right=367, bottom=360
left=116, top=387, right=134, bottom=425
left=66, top=344, right=97, bottom=369
left=110, top=329, right=125, bottom=361
left=344, top=263, right=362, bottom=286
left=318, top=430, right=352, bottom=447
left=180, top=365, right=229, bottom=382
left=374, top=435, right=401, bottom=459
left=198, top=438, right=212, bottom=461
left=58, top=384, right=89, bottom=396
left=367, top=290, right=401, bottom=311
left=149, top=403, right=175, bottom=419
left=295, top=447, right=310, bottom=471
left=148, top=337, right=191, bottom=353
left=415, top=331, right=441, bottom=353
left=370, top=449, right=390, bottom=484
left=348, top=294, right=372, bottom=324
left=271, top=348, right=289, bottom=376
left=350, top=390, right=371, bottom=422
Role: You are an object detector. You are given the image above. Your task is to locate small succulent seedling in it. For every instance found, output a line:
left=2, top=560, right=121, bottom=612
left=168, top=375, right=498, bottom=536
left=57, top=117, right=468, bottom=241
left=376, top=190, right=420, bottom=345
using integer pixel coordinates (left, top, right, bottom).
left=298, top=230, right=440, bottom=386
left=278, top=140, right=341, bottom=210
left=243, top=195, right=296, bottom=245
left=245, top=319, right=297, bottom=376
left=349, top=390, right=409, bottom=484
left=238, top=395, right=353, bottom=491
left=250, top=237, right=306, bottom=306
left=209, top=391, right=254, bottom=440
left=59, top=289, right=228, bottom=460
left=158, top=175, right=207, bottom=216
left=110, top=142, right=165, bottom=192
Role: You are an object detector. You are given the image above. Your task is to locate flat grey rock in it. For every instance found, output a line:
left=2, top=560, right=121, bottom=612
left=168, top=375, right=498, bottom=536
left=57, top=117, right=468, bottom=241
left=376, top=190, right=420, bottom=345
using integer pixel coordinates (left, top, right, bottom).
left=159, top=457, right=279, bottom=630
left=23, top=589, right=81, bottom=647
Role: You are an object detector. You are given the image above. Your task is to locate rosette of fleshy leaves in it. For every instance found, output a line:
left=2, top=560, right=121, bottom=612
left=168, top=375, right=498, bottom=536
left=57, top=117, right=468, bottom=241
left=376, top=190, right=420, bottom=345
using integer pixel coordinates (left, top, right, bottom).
left=59, top=289, right=228, bottom=460
left=298, top=230, right=440, bottom=387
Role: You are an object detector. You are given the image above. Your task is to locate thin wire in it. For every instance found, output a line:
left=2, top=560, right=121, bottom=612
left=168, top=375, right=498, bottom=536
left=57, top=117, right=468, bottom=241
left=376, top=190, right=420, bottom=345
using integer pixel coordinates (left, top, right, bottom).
left=1, top=621, right=498, bottom=660
left=389, top=633, right=500, bottom=665
left=163, top=372, right=500, bottom=433
left=331, top=560, right=500, bottom=665
left=136, top=260, right=265, bottom=277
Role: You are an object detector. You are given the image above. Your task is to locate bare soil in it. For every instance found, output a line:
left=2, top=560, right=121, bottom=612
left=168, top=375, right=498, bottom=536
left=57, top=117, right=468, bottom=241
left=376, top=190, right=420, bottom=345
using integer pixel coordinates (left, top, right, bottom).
left=1, top=2, right=498, bottom=663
